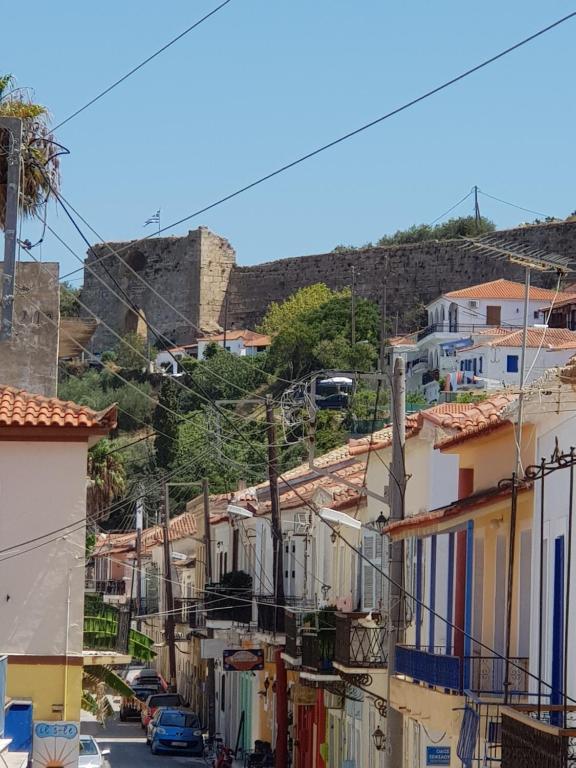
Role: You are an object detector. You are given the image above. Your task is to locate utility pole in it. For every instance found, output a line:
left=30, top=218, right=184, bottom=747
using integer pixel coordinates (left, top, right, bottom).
left=222, top=290, right=229, bottom=352
left=162, top=487, right=177, bottom=691
left=202, top=477, right=216, bottom=739
left=351, top=265, right=357, bottom=348
left=473, top=184, right=481, bottom=229
left=379, top=279, right=388, bottom=373
left=386, top=357, right=406, bottom=768
left=265, top=395, right=287, bottom=768
left=135, top=496, right=144, bottom=631
left=0, top=117, right=22, bottom=341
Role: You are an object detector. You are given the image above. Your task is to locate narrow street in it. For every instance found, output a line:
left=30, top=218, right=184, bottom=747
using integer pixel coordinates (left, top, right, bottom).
left=81, top=717, right=209, bottom=768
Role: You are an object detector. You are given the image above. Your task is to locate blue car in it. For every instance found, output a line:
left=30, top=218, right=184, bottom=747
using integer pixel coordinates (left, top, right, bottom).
left=147, top=707, right=203, bottom=756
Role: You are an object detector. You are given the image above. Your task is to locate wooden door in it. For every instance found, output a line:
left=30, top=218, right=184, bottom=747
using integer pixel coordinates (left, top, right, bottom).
left=486, top=305, right=501, bottom=326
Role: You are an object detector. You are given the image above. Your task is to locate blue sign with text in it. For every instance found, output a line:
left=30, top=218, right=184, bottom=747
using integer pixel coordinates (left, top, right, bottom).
left=426, top=745, right=451, bottom=766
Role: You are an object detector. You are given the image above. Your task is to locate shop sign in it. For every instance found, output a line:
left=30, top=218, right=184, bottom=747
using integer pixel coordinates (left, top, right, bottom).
left=223, top=648, right=264, bottom=671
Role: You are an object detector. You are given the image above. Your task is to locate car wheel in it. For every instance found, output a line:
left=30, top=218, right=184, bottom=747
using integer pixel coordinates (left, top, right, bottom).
left=119, top=711, right=126, bottom=722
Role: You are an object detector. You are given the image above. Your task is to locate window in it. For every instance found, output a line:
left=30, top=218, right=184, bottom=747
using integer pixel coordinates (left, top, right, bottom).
left=479, top=357, right=483, bottom=374
left=506, top=355, right=519, bottom=373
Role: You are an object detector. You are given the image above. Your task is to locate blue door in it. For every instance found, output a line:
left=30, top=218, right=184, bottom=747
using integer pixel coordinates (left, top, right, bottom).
left=4, top=703, right=33, bottom=752
left=551, top=536, right=565, bottom=725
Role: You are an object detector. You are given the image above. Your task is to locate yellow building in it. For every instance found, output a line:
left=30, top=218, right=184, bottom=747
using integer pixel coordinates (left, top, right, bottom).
left=384, top=406, right=534, bottom=767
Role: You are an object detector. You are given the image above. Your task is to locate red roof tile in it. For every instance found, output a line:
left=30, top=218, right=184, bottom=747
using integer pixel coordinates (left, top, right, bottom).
left=434, top=393, right=517, bottom=448
left=443, top=279, right=562, bottom=301
left=0, top=386, right=116, bottom=430
left=488, top=328, right=576, bottom=349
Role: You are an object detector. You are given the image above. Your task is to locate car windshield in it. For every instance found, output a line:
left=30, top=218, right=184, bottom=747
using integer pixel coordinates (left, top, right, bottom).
left=79, top=738, right=99, bottom=755
left=150, top=695, right=181, bottom=707
left=159, top=712, right=200, bottom=728
left=133, top=688, right=156, bottom=700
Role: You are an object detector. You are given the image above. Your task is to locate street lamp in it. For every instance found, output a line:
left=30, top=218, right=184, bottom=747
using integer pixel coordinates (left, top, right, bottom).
left=372, top=726, right=386, bottom=751
left=372, top=512, right=389, bottom=536
left=319, top=507, right=362, bottom=530
left=227, top=504, right=254, bottom=519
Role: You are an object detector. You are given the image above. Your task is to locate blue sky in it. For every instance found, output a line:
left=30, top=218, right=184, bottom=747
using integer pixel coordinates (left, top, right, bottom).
left=4, top=1, right=576, bottom=281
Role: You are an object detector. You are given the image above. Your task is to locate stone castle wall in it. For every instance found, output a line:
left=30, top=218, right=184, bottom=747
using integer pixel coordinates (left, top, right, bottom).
left=226, top=221, right=576, bottom=331
left=81, top=220, right=576, bottom=353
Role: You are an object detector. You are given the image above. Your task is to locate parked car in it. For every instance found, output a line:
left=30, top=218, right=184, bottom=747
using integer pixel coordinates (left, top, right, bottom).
left=141, top=693, right=185, bottom=729
left=132, top=669, right=167, bottom=691
left=78, top=735, right=110, bottom=767
left=119, top=684, right=160, bottom=722
left=147, top=708, right=203, bottom=756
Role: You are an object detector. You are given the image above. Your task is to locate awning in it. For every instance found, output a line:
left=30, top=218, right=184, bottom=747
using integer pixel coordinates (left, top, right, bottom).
left=439, top=337, right=473, bottom=351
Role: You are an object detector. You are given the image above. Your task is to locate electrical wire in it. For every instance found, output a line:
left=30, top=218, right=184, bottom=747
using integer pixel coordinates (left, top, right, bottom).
left=53, top=0, right=235, bottom=131
left=479, top=189, right=553, bottom=220
left=56, top=9, right=576, bottom=284
left=429, top=189, right=474, bottom=226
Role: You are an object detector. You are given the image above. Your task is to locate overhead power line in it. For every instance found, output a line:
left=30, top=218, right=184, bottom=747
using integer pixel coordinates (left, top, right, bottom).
left=53, top=0, right=234, bottom=131
left=57, top=8, right=576, bottom=284
left=429, top=189, right=474, bottom=226
left=479, top=189, right=554, bottom=219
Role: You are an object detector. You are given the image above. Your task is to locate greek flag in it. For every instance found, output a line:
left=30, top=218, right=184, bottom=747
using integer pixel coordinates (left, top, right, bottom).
left=144, top=209, right=160, bottom=227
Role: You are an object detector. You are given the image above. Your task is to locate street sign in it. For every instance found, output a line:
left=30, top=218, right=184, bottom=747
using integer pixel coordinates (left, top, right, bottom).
left=426, top=745, right=451, bottom=766
left=223, top=648, right=264, bottom=671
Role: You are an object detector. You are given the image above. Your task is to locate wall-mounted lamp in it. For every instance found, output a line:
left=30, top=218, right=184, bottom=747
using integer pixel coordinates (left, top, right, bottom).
left=372, top=726, right=386, bottom=751
left=372, top=512, right=389, bottom=536
left=258, top=676, right=271, bottom=697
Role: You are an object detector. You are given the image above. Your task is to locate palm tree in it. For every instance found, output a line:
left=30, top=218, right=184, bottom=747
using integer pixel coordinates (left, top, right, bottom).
left=87, top=440, right=127, bottom=522
left=0, top=74, right=60, bottom=230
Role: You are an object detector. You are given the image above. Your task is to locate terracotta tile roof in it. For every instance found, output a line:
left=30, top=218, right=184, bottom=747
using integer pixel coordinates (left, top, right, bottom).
left=348, top=413, right=422, bottom=456
left=488, top=328, right=576, bottom=349
left=443, top=279, right=561, bottom=301
left=434, top=393, right=517, bottom=448
left=388, top=334, right=417, bottom=347
left=198, top=330, right=271, bottom=346
left=537, top=294, right=576, bottom=312
left=384, top=482, right=531, bottom=540
left=94, top=509, right=199, bottom=556
left=0, top=386, right=116, bottom=430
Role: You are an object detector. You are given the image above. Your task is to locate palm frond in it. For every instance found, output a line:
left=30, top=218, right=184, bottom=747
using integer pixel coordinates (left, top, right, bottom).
left=81, top=692, right=99, bottom=716
left=83, top=665, right=133, bottom=697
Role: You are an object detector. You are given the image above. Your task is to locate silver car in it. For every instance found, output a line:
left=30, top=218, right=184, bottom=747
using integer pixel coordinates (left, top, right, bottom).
left=78, top=735, right=110, bottom=768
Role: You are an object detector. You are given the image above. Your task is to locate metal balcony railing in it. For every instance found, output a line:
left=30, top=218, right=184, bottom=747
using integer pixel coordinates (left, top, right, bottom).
left=501, top=706, right=576, bottom=768
left=85, top=578, right=127, bottom=596
left=205, top=582, right=253, bottom=624
left=132, top=597, right=159, bottom=618
left=395, top=645, right=461, bottom=691
left=285, top=609, right=302, bottom=659
left=395, top=647, right=529, bottom=697
left=301, top=630, right=336, bottom=674
left=254, top=595, right=306, bottom=635
left=417, top=322, right=523, bottom=341
left=173, top=598, right=206, bottom=630
left=334, top=612, right=388, bottom=668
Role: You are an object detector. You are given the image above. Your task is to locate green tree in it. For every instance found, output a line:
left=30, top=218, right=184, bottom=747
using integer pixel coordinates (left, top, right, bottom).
left=258, top=283, right=339, bottom=335
left=115, top=381, right=155, bottom=431
left=0, top=74, right=60, bottom=230
left=87, top=440, right=127, bottom=522
left=153, top=378, right=180, bottom=471
left=60, top=281, right=81, bottom=317
left=114, top=332, right=152, bottom=370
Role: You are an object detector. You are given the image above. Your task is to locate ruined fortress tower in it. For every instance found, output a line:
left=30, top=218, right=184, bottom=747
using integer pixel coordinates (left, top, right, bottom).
left=80, top=221, right=576, bottom=353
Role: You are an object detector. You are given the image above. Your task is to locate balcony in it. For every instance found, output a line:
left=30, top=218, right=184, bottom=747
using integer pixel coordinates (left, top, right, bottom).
left=395, top=645, right=461, bottom=691
left=85, top=578, right=127, bottom=596
left=302, top=630, right=336, bottom=674
left=501, top=706, right=576, bottom=768
left=205, top=578, right=252, bottom=625
left=255, top=595, right=309, bottom=635
left=285, top=609, right=302, bottom=660
left=417, top=322, right=522, bottom=341
left=132, top=596, right=159, bottom=618
left=334, top=612, right=388, bottom=669
left=174, top=598, right=206, bottom=630
left=395, top=647, right=529, bottom=696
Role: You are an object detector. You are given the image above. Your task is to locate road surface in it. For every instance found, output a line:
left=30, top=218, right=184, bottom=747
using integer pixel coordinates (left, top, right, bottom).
left=81, top=717, right=210, bottom=767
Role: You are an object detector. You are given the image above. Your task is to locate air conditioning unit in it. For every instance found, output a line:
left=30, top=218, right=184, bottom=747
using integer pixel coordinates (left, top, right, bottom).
left=468, top=300, right=480, bottom=309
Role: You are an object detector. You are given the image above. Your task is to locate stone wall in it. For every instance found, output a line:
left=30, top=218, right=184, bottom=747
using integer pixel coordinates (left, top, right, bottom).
left=226, top=221, right=576, bottom=330
left=0, top=261, right=59, bottom=396
left=81, top=220, right=576, bottom=354
left=81, top=228, right=235, bottom=352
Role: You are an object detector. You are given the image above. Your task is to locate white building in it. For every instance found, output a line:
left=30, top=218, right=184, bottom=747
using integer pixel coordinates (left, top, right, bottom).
left=155, top=344, right=197, bottom=376
left=453, top=327, right=576, bottom=390
left=388, top=279, right=569, bottom=402
left=197, top=330, right=271, bottom=360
